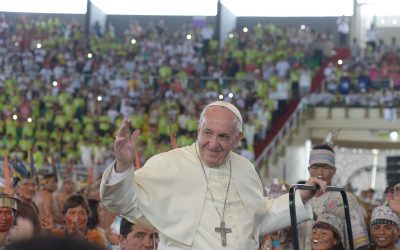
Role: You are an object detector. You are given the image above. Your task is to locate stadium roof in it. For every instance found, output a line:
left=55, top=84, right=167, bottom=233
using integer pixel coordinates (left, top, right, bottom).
left=0, top=0, right=398, bottom=17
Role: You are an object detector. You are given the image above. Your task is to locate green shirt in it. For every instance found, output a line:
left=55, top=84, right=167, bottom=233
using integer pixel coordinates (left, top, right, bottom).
left=54, top=114, right=67, bottom=129
left=33, top=151, right=45, bottom=169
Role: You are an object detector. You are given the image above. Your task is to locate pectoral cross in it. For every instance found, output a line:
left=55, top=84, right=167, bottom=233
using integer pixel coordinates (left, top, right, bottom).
left=215, top=220, right=232, bottom=246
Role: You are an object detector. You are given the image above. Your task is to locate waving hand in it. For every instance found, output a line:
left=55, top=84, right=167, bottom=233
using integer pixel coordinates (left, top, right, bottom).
left=114, top=119, right=140, bottom=172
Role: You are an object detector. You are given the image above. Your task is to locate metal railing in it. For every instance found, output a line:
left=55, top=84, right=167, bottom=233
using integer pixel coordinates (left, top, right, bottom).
left=255, top=99, right=307, bottom=170
left=289, top=184, right=354, bottom=250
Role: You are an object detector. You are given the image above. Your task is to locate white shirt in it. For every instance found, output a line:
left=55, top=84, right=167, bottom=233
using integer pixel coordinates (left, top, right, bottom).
left=299, top=70, right=311, bottom=88
left=201, top=26, right=213, bottom=40
left=366, top=28, right=377, bottom=42
left=336, top=16, right=350, bottom=34
left=277, top=82, right=289, bottom=100
left=275, top=60, right=290, bottom=77
left=79, top=144, right=92, bottom=168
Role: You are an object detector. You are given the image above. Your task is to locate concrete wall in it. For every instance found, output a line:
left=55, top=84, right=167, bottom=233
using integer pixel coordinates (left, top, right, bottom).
left=237, top=16, right=341, bottom=32
left=219, top=2, right=237, bottom=48
left=90, top=1, right=107, bottom=34
left=237, top=16, right=350, bottom=45
left=2, top=12, right=85, bottom=25
left=106, top=15, right=217, bottom=37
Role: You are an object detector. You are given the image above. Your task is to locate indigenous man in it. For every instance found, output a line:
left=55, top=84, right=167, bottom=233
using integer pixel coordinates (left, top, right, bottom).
left=370, top=205, right=399, bottom=250
left=101, top=101, right=326, bottom=249
left=0, top=194, right=19, bottom=249
left=299, top=143, right=369, bottom=249
left=33, top=173, right=62, bottom=224
left=14, top=175, right=41, bottom=235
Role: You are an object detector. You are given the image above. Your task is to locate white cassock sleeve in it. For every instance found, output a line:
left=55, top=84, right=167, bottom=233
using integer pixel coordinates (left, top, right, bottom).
left=108, top=165, right=132, bottom=184
left=100, top=163, right=147, bottom=222
left=259, top=192, right=313, bottom=235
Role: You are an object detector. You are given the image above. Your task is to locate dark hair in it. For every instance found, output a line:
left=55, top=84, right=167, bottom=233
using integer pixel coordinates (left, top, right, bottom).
left=119, top=217, right=134, bottom=238
left=43, top=173, right=58, bottom=181
left=312, top=144, right=334, bottom=153
left=63, top=195, right=91, bottom=216
left=87, top=199, right=100, bottom=230
left=313, top=222, right=344, bottom=250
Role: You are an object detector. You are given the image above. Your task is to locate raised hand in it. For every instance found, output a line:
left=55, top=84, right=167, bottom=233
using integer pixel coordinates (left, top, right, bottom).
left=66, top=221, right=86, bottom=240
left=41, top=211, right=54, bottom=231
left=389, top=185, right=400, bottom=216
left=114, top=119, right=140, bottom=172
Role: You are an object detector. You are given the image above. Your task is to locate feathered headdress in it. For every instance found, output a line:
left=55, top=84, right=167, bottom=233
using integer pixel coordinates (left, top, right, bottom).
left=309, top=129, right=341, bottom=168
left=323, top=128, right=341, bottom=148
left=0, top=193, right=20, bottom=211
left=8, top=157, right=37, bottom=187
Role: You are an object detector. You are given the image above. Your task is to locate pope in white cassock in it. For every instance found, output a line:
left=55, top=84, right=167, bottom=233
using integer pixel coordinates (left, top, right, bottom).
left=100, top=101, right=327, bottom=249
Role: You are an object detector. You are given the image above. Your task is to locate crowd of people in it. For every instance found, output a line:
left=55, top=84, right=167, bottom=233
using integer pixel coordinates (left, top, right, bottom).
left=0, top=102, right=400, bottom=249
left=0, top=177, right=162, bottom=249
left=307, top=29, right=400, bottom=122
left=0, top=13, right=334, bottom=175
left=260, top=141, right=400, bottom=250
left=1, top=12, right=400, bottom=250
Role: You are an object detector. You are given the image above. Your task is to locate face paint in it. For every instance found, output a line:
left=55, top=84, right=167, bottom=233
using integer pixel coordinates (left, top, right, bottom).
left=0, top=208, right=14, bottom=232
left=65, top=205, right=88, bottom=234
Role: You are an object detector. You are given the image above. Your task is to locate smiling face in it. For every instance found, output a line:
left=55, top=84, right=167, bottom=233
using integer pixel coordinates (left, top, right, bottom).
left=0, top=207, right=14, bottom=232
left=371, top=224, right=399, bottom=249
left=16, top=179, right=37, bottom=202
left=311, top=227, right=337, bottom=250
left=308, top=163, right=336, bottom=185
left=197, top=106, right=243, bottom=167
left=65, top=205, right=88, bottom=233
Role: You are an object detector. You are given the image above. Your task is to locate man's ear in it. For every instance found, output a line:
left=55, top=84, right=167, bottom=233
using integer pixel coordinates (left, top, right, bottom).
left=234, top=132, right=244, bottom=147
